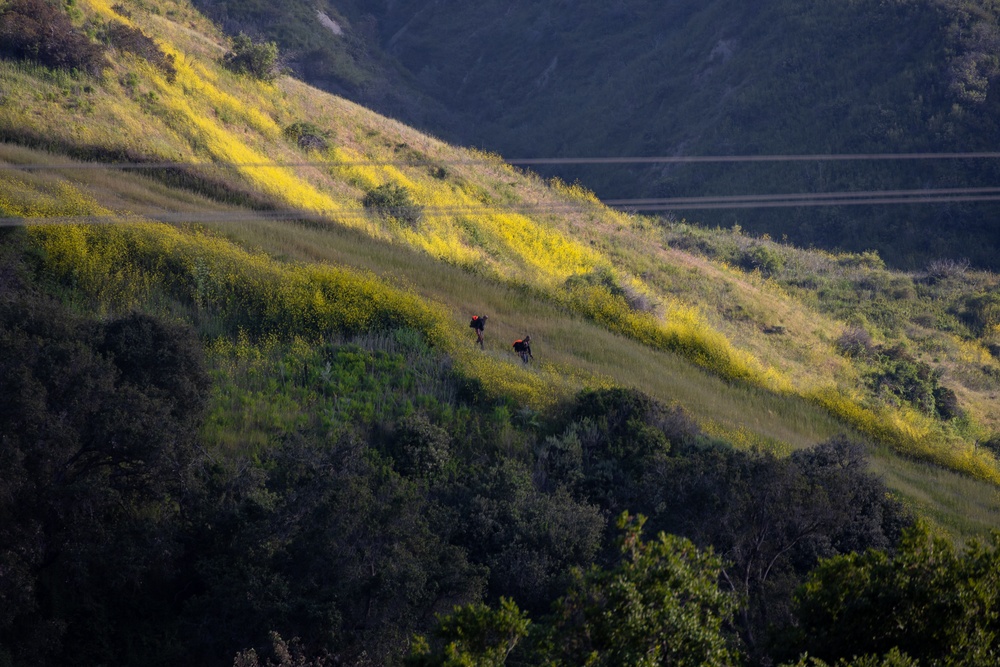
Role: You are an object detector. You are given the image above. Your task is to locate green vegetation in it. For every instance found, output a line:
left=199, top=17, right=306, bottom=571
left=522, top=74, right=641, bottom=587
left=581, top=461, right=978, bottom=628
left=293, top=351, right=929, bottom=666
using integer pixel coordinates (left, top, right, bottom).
left=410, top=514, right=738, bottom=667
left=0, top=263, right=922, bottom=664
left=102, top=20, right=177, bottom=81
left=787, top=522, right=1000, bottom=666
left=1, top=0, right=1000, bottom=664
left=222, top=33, right=280, bottom=81
left=282, top=120, right=332, bottom=151
left=363, top=182, right=423, bottom=227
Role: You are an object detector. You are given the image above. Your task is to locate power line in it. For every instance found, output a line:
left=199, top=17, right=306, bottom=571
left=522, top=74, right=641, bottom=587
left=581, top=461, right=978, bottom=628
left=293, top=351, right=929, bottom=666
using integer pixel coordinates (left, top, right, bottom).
left=618, top=194, right=1000, bottom=211
left=604, top=186, right=1000, bottom=205
left=604, top=186, right=1000, bottom=210
left=3, top=151, right=1000, bottom=171
left=508, top=152, right=1000, bottom=165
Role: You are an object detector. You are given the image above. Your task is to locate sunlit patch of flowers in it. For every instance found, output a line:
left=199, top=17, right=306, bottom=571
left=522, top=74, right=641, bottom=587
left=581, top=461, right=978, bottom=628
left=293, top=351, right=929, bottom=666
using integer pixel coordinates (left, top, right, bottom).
left=808, top=386, right=1000, bottom=485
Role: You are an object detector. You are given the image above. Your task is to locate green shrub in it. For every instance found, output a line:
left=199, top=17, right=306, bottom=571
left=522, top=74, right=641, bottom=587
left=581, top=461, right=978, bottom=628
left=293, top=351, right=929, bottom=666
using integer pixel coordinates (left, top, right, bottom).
left=862, top=345, right=961, bottom=419
left=981, top=433, right=1000, bottom=458
left=954, top=292, right=1000, bottom=335
left=392, top=412, right=451, bottom=478
left=739, top=243, right=785, bottom=276
left=536, top=513, right=739, bottom=667
left=362, top=183, right=422, bottom=226
left=835, top=326, right=875, bottom=358
left=222, top=33, right=279, bottom=81
left=789, top=522, right=1000, bottom=666
left=283, top=120, right=332, bottom=151
left=407, top=598, right=529, bottom=667
left=0, top=0, right=108, bottom=75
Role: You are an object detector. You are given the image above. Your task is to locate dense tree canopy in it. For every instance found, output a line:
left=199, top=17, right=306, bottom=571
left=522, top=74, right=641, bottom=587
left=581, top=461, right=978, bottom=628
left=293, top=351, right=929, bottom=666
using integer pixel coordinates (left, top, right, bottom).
left=788, top=522, right=1000, bottom=666
left=0, top=285, right=208, bottom=665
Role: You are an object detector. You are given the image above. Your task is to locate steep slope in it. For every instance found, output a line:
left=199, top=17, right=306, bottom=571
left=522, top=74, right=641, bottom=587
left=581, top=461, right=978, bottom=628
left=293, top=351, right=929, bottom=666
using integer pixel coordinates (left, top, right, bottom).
left=5, top=1, right=1000, bottom=664
left=0, top=0, right=999, bottom=525
left=204, top=0, right=1000, bottom=270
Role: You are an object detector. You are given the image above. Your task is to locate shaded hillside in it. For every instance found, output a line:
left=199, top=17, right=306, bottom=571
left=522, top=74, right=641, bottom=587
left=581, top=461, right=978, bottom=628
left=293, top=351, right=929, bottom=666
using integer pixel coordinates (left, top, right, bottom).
left=199, top=0, right=1000, bottom=269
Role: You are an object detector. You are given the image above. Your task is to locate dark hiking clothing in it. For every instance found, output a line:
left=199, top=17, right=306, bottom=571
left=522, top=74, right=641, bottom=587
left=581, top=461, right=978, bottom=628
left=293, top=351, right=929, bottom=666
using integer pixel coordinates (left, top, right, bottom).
left=513, top=338, right=533, bottom=363
left=471, top=315, right=488, bottom=348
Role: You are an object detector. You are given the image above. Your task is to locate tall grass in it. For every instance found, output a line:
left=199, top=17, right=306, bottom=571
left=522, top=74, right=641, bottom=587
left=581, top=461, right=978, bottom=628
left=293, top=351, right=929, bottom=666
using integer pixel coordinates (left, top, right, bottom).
left=0, top=0, right=996, bottom=493
left=11, top=173, right=564, bottom=409
left=8, top=145, right=1000, bottom=537
left=809, top=387, right=1000, bottom=485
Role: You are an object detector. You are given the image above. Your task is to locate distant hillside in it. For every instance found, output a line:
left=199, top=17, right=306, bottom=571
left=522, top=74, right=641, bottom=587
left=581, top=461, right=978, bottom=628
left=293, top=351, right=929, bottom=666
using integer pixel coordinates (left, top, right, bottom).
left=197, top=0, right=1000, bottom=269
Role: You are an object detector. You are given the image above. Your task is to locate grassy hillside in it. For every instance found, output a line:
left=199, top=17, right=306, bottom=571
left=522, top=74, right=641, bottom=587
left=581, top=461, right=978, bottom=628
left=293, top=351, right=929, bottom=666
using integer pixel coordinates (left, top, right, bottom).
left=0, top=0, right=999, bottom=527
left=202, top=0, right=1000, bottom=270
left=3, top=0, right=1000, bottom=664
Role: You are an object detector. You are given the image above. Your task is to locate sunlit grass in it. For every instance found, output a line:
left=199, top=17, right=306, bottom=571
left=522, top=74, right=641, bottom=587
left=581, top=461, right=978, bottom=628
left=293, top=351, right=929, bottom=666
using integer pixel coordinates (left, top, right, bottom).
left=870, top=446, right=1000, bottom=542
left=0, top=0, right=997, bottom=534
left=8, top=138, right=1000, bottom=536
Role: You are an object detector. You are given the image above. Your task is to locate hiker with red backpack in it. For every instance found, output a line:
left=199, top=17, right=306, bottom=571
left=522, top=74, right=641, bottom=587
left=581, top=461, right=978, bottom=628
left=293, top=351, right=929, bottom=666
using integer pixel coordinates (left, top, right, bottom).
left=512, top=335, right=533, bottom=363
left=470, top=315, right=488, bottom=348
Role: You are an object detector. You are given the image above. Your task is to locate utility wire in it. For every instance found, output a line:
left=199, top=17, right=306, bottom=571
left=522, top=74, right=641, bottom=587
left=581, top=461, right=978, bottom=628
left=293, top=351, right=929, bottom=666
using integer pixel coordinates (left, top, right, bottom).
left=604, top=186, right=1000, bottom=210
left=508, top=152, right=1000, bottom=165
left=3, top=151, right=1000, bottom=171
left=3, top=153, right=998, bottom=225
left=603, top=186, right=1000, bottom=205
left=618, top=194, right=1000, bottom=211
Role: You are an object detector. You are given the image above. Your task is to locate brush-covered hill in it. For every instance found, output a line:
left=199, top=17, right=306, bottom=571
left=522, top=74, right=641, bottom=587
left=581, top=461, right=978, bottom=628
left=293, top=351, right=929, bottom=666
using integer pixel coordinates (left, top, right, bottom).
left=2, top=0, right=1000, bottom=664
left=193, top=0, right=1000, bottom=270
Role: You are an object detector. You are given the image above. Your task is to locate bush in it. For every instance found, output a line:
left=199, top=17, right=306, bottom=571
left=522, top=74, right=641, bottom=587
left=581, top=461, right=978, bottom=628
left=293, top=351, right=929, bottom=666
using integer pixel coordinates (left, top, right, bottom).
left=222, top=33, right=280, bottom=81
left=0, top=0, right=108, bottom=75
left=981, top=433, right=1000, bottom=458
left=841, top=340, right=962, bottom=420
left=640, top=437, right=912, bottom=659
left=925, top=257, right=970, bottom=282
left=0, top=293, right=209, bottom=665
left=538, top=513, right=738, bottom=667
left=835, top=326, right=875, bottom=358
left=954, top=292, right=1000, bottom=335
left=392, top=412, right=451, bottom=478
left=410, top=515, right=739, bottom=667
left=543, top=387, right=698, bottom=508
left=407, top=598, right=529, bottom=667
left=932, top=385, right=963, bottom=420
left=283, top=121, right=332, bottom=151
left=103, top=22, right=176, bottom=81
left=362, top=183, right=422, bottom=227
left=866, top=345, right=938, bottom=414
left=739, top=242, right=786, bottom=276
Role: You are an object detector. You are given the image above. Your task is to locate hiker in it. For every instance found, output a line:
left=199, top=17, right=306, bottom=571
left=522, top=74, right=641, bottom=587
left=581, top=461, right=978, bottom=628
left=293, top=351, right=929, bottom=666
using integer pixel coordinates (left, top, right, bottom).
left=512, top=335, right=533, bottom=363
left=470, top=314, right=488, bottom=348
